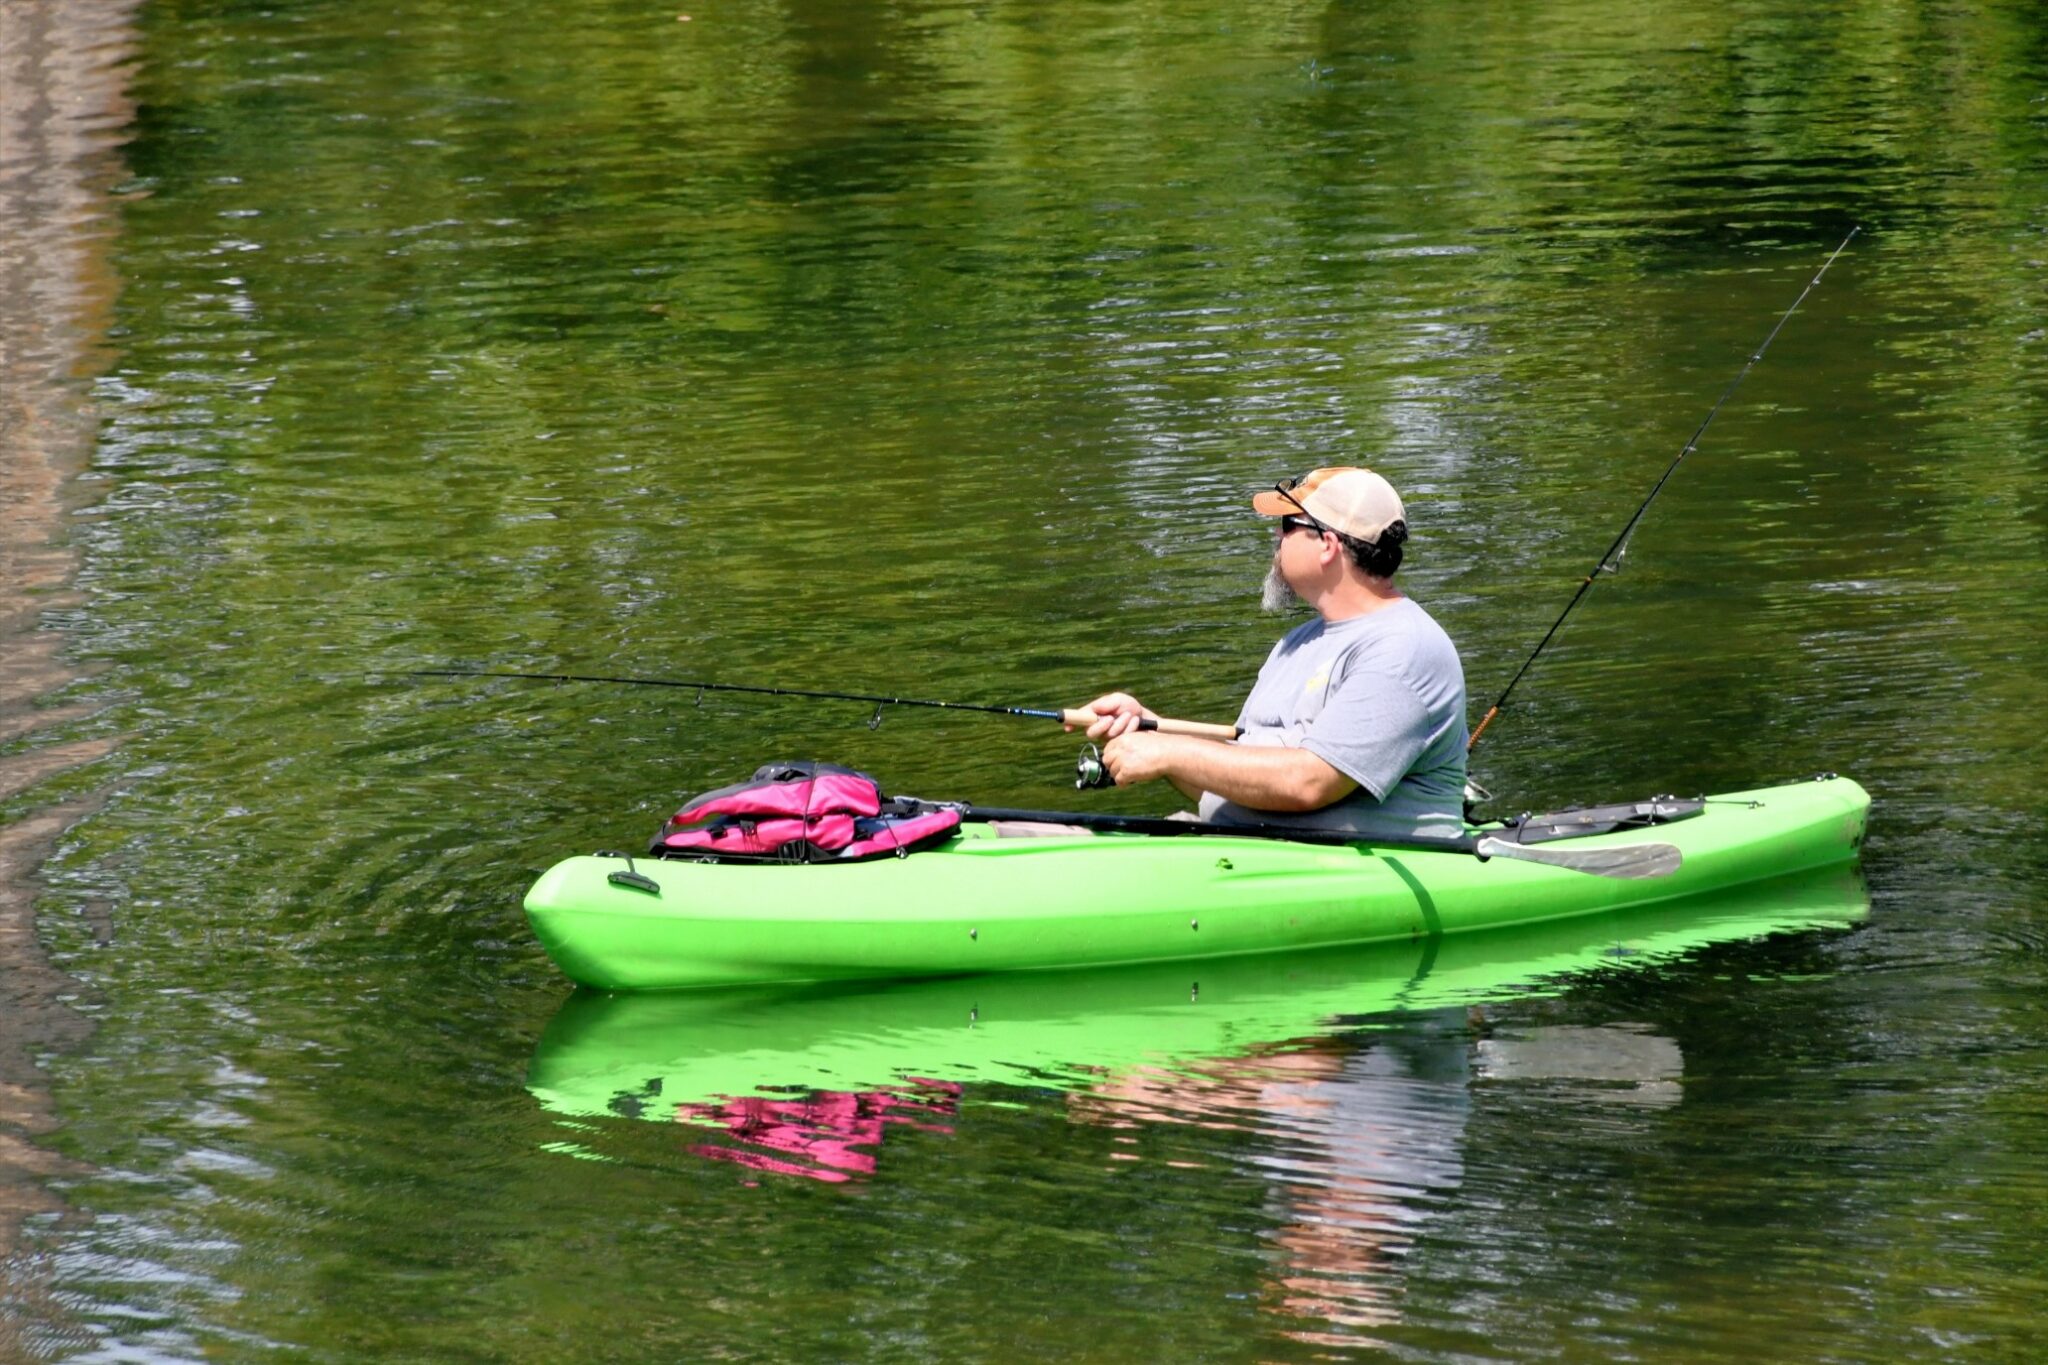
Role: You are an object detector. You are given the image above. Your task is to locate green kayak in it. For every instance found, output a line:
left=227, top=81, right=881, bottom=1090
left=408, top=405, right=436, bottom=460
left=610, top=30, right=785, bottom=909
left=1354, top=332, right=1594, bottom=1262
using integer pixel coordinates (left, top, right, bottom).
left=523, top=775, right=1869, bottom=991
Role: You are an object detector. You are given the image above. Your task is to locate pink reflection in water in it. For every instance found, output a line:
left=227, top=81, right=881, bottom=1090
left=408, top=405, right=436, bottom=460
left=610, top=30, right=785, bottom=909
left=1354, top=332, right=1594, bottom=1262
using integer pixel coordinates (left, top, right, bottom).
left=677, top=1079, right=962, bottom=1183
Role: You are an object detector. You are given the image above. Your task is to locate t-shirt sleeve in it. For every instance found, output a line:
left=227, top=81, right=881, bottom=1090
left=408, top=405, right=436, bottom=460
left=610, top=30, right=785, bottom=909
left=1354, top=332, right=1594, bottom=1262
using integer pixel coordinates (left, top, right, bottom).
left=1298, top=659, right=1434, bottom=801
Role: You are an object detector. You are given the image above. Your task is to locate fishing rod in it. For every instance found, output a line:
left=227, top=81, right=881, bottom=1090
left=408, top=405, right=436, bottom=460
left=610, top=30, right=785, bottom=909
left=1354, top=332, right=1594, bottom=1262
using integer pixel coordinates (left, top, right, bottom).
left=1467, top=225, right=1860, bottom=754
left=397, top=669, right=1243, bottom=741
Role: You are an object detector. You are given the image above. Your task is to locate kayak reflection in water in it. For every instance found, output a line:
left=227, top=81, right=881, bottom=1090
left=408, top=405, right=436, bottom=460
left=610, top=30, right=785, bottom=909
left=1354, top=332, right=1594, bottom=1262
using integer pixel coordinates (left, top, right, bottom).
left=1070, top=1015, right=1689, bottom=1345
left=1069, top=1019, right=1472, bottom=1340
left=1074, top=468, right=1469, bottom=842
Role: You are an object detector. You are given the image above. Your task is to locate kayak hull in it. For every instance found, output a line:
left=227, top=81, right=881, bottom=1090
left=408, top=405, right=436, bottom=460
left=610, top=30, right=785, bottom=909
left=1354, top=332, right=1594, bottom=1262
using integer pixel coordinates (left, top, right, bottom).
left=524, top=776, right=1869, bottom=992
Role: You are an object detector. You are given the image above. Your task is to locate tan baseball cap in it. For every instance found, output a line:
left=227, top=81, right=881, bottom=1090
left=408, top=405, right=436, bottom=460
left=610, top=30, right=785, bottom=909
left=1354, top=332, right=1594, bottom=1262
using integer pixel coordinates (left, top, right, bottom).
left=1252, top=466, right=1405, bottom=544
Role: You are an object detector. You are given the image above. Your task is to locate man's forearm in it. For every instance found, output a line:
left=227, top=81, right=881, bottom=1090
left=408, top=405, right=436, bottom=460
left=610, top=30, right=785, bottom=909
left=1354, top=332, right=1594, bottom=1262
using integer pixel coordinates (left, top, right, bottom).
left=1149, top=736, right=1356, bottom=813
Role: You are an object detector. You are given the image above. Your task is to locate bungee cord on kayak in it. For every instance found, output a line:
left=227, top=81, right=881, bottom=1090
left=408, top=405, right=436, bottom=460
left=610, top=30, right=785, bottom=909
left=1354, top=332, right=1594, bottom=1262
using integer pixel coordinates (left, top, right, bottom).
left=1466, top=226, right=1861, bottom=754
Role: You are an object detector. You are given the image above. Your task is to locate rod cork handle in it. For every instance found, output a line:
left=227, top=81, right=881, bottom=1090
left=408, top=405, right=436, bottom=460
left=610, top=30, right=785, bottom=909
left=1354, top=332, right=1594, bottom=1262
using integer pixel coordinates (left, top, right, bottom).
left=1060, top=709, right=1241, bottom=742
left=1467, top=705, right=1501, bottom=752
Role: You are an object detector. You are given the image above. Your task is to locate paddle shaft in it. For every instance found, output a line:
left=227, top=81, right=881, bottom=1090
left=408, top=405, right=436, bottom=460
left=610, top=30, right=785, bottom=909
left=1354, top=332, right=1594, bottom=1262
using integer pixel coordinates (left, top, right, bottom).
left=398, top=670, right=1240, bottom=740
left=944, top=804, right=1682, bottom=878
left=949, top=803, right=1483, bottom=855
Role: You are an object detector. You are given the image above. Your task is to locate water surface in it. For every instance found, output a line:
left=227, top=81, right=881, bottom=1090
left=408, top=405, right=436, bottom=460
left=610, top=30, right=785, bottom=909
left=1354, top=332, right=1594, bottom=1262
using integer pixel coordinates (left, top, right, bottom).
left=6, top=0, right=2047, bottom=1358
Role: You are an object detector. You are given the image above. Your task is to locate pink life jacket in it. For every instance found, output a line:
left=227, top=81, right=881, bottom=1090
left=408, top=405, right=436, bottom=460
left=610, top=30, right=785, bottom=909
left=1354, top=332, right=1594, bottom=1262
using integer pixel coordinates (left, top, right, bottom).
left=651, top=762, right=961, bottom=863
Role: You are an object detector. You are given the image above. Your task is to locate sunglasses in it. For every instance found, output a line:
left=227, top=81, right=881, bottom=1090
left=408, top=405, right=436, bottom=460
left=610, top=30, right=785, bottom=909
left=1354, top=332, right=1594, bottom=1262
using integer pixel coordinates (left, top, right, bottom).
left=1272, top=477, right=1334, bottom=538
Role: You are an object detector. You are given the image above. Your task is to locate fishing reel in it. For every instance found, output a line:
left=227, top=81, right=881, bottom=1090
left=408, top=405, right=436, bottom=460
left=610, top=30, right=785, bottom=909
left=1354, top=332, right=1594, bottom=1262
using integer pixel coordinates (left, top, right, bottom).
left=1075, top=743, right=1112, bottom=790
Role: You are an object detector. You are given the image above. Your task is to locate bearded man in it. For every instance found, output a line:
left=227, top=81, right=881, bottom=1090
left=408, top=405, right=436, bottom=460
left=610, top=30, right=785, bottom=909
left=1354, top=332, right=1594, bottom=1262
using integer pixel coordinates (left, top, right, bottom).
left=1077, top=466, right=1467, bottom=839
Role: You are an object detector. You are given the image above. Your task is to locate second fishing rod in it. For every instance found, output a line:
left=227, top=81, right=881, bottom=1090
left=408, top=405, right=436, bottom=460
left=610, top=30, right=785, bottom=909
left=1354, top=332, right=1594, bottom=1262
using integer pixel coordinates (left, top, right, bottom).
left=1466, top=225, right=1860, bottom=753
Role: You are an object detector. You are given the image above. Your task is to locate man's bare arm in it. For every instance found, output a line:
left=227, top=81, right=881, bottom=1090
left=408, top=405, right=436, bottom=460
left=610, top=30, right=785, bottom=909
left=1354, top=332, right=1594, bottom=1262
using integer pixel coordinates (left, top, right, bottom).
left=1103, top=733, right=1356, bottom=813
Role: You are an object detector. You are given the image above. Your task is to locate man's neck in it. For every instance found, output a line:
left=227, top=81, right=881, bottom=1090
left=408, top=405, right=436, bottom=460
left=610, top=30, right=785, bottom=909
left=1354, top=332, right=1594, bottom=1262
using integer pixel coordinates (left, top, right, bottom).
left=1313, top=575, right=1403, bottom=623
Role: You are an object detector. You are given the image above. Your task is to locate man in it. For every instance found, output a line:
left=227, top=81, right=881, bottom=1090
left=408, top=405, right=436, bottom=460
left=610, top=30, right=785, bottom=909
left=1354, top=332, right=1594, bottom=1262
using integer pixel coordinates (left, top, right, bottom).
left=1077, top=466, right=1467, bottom=839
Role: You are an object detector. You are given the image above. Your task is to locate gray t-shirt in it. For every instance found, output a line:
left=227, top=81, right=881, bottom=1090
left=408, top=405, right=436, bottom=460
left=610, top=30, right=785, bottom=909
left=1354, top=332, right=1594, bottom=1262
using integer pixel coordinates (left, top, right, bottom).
left=1197, top=598, right=1468, bottom=838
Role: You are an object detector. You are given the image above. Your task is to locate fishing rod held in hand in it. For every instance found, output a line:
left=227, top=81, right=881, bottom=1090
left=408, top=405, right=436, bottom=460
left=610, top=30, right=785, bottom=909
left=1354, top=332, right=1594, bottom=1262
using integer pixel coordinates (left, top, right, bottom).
left=1467, top=225, right=1860, bottom=754
left=397, top=670, right=1244, bottom=741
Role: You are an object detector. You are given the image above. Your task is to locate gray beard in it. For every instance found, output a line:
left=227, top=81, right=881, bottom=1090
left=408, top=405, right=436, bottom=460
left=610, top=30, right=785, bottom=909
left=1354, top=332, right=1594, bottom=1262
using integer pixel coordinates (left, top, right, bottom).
left=1261, top=560, right=1302, bottom=613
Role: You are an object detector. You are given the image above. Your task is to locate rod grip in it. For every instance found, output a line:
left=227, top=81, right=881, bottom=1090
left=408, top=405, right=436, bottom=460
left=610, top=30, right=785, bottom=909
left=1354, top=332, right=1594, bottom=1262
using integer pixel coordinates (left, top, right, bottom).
left=1145, top=717, right=1244, bottom=741
left=1060, top=709, right=1240, bottom=741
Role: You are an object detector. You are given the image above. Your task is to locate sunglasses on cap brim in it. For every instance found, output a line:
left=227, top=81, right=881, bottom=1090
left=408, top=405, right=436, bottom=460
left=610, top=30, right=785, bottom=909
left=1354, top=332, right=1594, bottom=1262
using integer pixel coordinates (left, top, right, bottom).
left=1271, top=478, right=1332, bottom=531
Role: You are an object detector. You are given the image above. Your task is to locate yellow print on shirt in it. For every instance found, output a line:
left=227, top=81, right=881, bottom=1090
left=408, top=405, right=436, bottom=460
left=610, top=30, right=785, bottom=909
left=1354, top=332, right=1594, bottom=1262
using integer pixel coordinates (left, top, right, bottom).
left=1303, top=656, right=1333, bottom=694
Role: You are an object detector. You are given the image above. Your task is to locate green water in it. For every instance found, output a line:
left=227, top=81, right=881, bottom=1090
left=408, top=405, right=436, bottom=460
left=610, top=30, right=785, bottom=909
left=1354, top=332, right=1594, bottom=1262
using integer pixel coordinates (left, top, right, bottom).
left=8, top=0, right=2048, bottom=1357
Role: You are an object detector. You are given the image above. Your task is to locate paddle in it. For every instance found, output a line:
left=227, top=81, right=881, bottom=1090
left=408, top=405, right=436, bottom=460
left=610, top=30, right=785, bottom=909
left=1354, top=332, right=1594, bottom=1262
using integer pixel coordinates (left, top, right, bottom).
left=935, top=804, right=1683, bottom=880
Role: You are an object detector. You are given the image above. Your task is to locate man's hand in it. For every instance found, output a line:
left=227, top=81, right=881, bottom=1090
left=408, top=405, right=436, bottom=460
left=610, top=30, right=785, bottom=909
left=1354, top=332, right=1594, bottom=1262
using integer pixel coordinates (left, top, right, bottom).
left=1100, top=730, right=1188, bottom=786
left=1068, top=692, right=1156, bottom=740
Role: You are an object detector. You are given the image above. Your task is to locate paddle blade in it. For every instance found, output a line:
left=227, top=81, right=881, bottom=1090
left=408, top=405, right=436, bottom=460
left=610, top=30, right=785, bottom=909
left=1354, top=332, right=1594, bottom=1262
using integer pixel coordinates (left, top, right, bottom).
left=1475, top=836, right=1683, bottom=880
